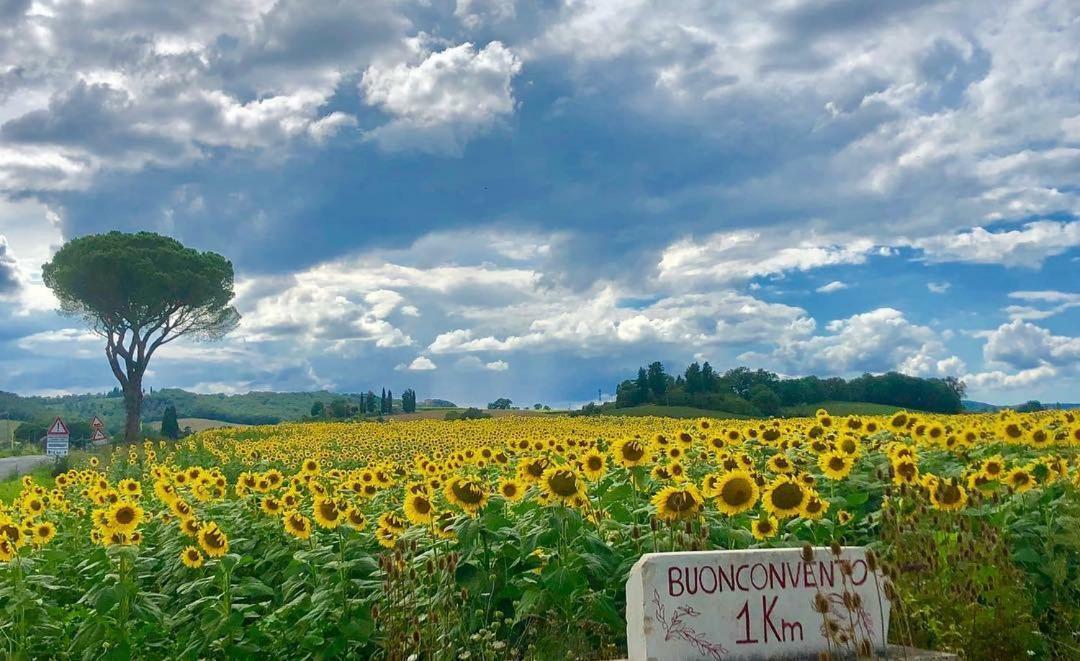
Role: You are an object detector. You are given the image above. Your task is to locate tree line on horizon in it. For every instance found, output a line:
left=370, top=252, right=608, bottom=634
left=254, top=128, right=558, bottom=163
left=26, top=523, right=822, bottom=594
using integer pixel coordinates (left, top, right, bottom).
left=613, top=362, right=966, bottom=415
left=309, top=388, right=418, bottom=420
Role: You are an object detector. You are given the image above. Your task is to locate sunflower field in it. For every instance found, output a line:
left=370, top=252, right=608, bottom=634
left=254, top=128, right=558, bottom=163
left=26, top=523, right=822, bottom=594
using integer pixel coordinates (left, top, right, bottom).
left=2, top=409, right=1080, bottom=659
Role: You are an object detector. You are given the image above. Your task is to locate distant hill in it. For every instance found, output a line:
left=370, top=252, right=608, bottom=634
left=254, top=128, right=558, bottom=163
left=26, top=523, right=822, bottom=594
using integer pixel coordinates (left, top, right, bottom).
left=0, top=389, right=365, bottom=435
left=963, top=399, right=1080, bottom=412
left=420, top=399, right=458, bottom=408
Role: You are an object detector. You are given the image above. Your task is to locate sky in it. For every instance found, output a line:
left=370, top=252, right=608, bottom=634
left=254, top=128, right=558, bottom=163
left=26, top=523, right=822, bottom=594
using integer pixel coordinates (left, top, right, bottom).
left=0, top=0, right=1078, bottom=407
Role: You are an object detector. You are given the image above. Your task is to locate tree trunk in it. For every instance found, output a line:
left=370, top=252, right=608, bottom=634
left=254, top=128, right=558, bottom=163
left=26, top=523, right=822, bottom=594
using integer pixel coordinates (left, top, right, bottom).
left=123, top=377, right=143, bottom=444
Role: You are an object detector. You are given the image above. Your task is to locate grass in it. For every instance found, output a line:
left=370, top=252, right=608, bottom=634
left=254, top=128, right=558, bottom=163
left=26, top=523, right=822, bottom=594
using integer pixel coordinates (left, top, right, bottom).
left=781, top=400, right=912, bottom=417
left=177, top=417, right=250, bottom=432
left=0, top=464, right=52, bottom=503
left=606, top=404, right=750, bottom=419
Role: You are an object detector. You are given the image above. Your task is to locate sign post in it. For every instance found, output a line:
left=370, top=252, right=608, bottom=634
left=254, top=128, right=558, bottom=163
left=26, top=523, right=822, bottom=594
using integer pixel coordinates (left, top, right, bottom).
left=626, top=547, right=890, bottom=660
left=45, top=416, right=70, bottom=457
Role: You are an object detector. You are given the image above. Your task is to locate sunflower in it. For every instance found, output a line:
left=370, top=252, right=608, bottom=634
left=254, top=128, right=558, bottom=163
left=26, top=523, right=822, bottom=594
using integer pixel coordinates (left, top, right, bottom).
left=819, top=451, right=854, bottom=480
left=0, top=538, right=14, bottom=562
left=999, top=421, right=1025, bottom=443
left=180, top=517, right=201, bottom=537
left=891, top=458, right=919, bottom=486
left=929, top=479, right=968, bottom=512
left=540, top=467, right=583, bottom=503
left=751, top=515, right=779, bottom=541
left=378, top=512, right=407, bottom=533
left=197, top=522, right=229, bottom=558
left=432, top=511, right=457, bottom=540
left=979, top=456, right=1005, bottom=480
left=106, top=501, right=144, bottom=534
left=375, top=525, right=399, bottom=549
left=837, top=510, right=853, bottom=525
left=345, top=507, right=367, bottom=530
left=713, top=470, right=759, bottom=516
left=518, top=457, right=551, bottom=483
left=283, top=510, right=313, bottom=540
left=766, top=454, right=795, bottom=475
left=404, top=492, right=434, bottom=526
left=835, top=435, right=862, bottom=457
left=260, top=496, right=283, bottom=516
left=888, top=412, right=909, bottom=430
left=117, top=479, right=142, bottom=498
left=580, top=450, right=606, bottom=481
left=444, top=476, right=488, bottom=515
left=313, top=497, right=343, bottom=529
left=762, top=476, right=809, bottom=519
left=32, top=521, right=56, bottom=546
left=611, top=438, right=651, bottom=468
left=497, top=477, right=525, bottom=502
left=801, top=496, right=828, bottom=520
left=1005, top=467, right=1036, bottom=493
left=180, top=546, right=204, bottom=569
left=652, top=484, right=704, bottom=521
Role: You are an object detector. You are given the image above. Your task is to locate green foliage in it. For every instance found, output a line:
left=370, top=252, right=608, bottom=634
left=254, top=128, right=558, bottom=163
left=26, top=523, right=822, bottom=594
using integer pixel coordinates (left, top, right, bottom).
left=41, top=232, right=239, bottom=342
left=487, top=398, right=513, bottom=410
left=614, top=362, right=966, bottom=415
left=160, top=406, right=180, bottom=440
left=445, top=408, right=491, bottom=420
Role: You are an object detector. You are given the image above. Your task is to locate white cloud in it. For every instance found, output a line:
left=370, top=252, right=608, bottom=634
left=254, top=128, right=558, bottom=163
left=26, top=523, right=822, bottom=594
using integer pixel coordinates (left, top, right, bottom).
left=658, top=230, right=877, bottom=284
left=962, top=364, right=1059, bottom=391
left=759, top=307, right=962, bottom=377
left=911, top=221, right=1080, bottom=267
left=454, top=356, right=511, bottom=371
left=1004, top=290, right=1080, bottom=321
left=455, top=0, right=516, bottom=30
left=980, top=319, right=1080, bottom=370
left=927, top=282, right=950, bottom=294
left=429, top=286, right=814, bottom=356
left=361, top=41, right=522, bottom=153
left=397, top=356, right=437, bottom=371
left=816, top=280, right=848, bottom=293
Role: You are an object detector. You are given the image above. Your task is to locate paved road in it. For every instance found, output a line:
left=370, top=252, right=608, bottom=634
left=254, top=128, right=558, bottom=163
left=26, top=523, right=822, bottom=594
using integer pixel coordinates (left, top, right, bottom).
left=0, top=455, right=53, bottom=481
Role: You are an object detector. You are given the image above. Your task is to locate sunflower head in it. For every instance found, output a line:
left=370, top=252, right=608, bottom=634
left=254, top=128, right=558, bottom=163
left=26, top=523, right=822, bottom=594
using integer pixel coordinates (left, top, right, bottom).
left=180, top=546, right=205, bottom=569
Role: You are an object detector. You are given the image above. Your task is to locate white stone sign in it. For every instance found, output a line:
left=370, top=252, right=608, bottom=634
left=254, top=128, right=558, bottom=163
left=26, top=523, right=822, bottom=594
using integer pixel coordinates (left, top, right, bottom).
left=45, top=416, right=70, bottom=457
left=626, top=547, right=890, bottom=660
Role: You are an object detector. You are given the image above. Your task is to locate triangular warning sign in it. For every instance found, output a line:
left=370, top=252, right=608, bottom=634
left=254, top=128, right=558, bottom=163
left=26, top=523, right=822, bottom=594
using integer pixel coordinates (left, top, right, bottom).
left=91, top=429, right=108, bottom=442
left=48, top=416, right=69, bottom=435
left=90, top=416, right=105, bottom=430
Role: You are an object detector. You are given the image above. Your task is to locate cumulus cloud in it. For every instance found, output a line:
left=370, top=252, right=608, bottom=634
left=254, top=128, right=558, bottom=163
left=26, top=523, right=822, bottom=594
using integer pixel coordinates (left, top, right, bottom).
left=0, top=0, right=411, bottom=191
left=1004, top=291, right=1080, bottom=321
left=816, top=280, right=848, bottom=293
left=454, top=356, right=511, bottom=371
left=361, top=41, right=522, bottom=154
left=455, top=0, right=516, bottom=30
left=758, top=308, right=962, bottom=377
left=962, top=364, right=1059, bottom=391
left=911, top=221, right=1080, bottom=267
left=927, top=282, right=950, bottom=294
left=397, top=356, right=436, bottom=371
left=429, top=287, right=814, bottom=356
left=658, top=231, right=876, bottom=284
left=980, top=319, right=1080, bottom=370
left=0, top=235, right=19, bottom=296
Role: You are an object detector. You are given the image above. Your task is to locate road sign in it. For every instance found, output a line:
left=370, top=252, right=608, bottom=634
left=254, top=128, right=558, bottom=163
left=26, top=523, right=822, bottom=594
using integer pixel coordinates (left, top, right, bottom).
left=626, top=547, right=891, bottom=660
left=46, top=416, right=70, bottom=457
left=90, top=416, right=105, bottom=430
left=90, top=429, right=109, bottom=446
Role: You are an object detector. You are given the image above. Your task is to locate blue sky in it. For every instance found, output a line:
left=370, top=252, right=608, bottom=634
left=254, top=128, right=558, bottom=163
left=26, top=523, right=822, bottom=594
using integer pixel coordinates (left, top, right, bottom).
left=0, top=0, right=1077, bottom=406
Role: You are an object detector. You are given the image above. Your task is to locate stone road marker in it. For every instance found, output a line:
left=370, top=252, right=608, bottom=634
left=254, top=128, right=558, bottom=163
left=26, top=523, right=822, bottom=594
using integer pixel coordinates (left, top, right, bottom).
left=626, top=547, right=890, bottom=660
